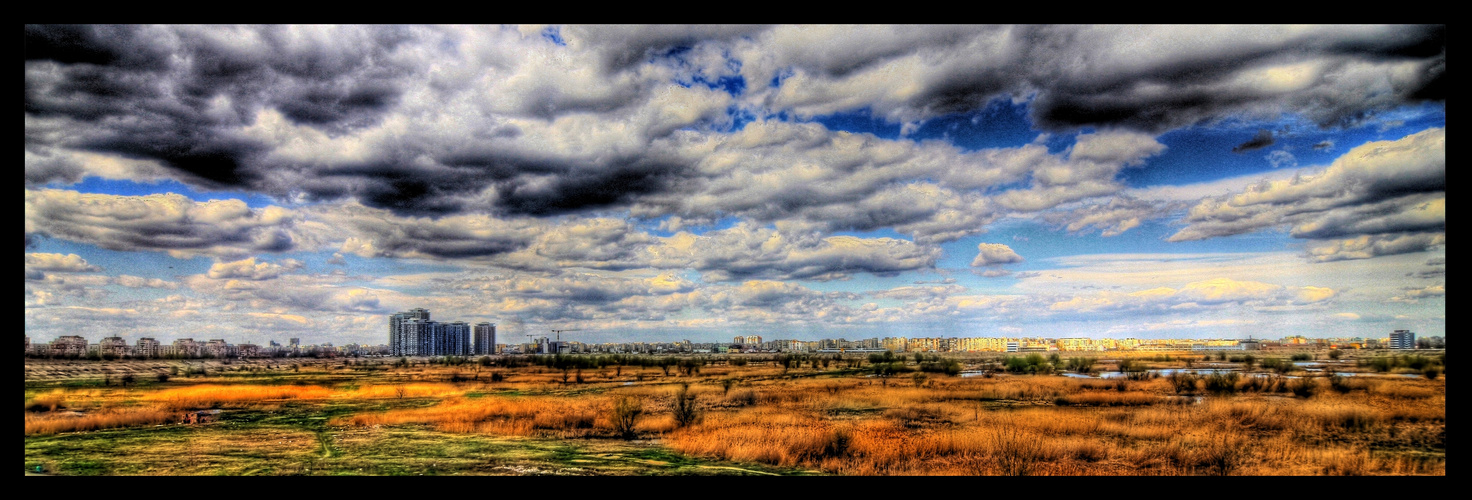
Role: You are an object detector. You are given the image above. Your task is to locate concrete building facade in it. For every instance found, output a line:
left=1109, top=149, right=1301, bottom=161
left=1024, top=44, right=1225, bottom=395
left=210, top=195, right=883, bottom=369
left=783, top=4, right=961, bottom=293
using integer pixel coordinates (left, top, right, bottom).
left=1389, top=330, right=1416, bottom=349
left=474, top=322, right=497, bottom=355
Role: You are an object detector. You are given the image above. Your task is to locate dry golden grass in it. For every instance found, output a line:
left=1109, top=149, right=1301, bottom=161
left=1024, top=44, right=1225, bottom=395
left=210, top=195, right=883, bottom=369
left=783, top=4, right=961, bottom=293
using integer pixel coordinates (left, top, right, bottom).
left=25, top=358, right=1445, bottom=475
left=25, top=407, right=175, bottom=435
left=142, top=384, right=335, bottom=410
left=335, top=395, right=611, bottom=438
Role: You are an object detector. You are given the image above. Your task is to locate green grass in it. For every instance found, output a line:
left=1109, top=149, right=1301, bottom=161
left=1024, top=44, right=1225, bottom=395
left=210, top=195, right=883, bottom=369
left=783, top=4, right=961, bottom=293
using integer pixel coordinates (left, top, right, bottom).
left=24, top=397, right=820, bottom=476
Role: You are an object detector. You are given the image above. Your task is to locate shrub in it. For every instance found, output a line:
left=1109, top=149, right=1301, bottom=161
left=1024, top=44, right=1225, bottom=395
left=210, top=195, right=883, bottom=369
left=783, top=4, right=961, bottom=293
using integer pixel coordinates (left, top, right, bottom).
left=1291, top=353, right=1313, bottom=361
left=26, top=395, right=64, bottom=413
left=1118, top=358, right=1147, bottom=373
left=1203, top=372, right=1241, bottom=394
left=156, top=373, right=170, bottom=383
left=1328, top=349, right=1342, bottom=360
left=1169, top=371, right=1199, bottom=394
left=991, top=427, right=1046, bottom=476
left=726, top=389, right=757, bottom=407
left=821, top=427, right=851, bottom=458
left=1066, top=357, right=1096, bottom=373
left=919, top=359, right=963, bottom=376
left=1422, top=367, right=1441, bottom=380
left=1327, top=372, right=1353, bottom=394
left=672, top=384, right=701, bottom=428
left=1196, top=433, right=1249, bottom=476
left=610, top=396, right=643, bottom=439
left=1288, top=377, right=1318, bottom=398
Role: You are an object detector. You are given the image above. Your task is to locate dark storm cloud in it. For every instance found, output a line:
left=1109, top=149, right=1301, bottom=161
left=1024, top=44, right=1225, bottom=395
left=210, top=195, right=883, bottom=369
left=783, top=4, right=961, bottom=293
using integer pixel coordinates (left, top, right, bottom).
left=25, top=24, right=174, bottom=70
left=25, top=25, right=1446, bottom=227
left=748, top=25, right=1444, bottom=132
left=1232, top=130, right=1276, bottom=153
left=563, top=25, right=768, bottom=70
left=25, top=24, right=416, bottom=190
left=23, top=151, right=87, bottom=186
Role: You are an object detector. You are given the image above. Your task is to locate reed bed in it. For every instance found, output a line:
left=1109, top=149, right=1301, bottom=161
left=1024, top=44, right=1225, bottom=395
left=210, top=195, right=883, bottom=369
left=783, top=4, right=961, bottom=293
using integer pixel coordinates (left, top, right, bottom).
left=142, top=384, right=335, bottom=409
left=25, top=407, right=175, bottom=435
left=25, top=358, right=1445, bottom=475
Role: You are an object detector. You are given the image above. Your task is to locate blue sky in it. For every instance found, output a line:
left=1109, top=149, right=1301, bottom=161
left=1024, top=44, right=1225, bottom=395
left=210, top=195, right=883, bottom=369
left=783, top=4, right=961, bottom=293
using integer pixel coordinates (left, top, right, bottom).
left=24, top=25, right=1445, bottom=345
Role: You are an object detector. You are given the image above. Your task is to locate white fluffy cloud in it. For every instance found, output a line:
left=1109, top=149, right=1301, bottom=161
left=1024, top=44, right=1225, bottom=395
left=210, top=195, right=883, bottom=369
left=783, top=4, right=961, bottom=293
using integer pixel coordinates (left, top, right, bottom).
left=1170, top=128, right=1445, bottom=262
left=26, top=189, right=299, bottom=259
left=25, top=253, right=100, bottom=279
left=971, top=243, right=1024, bottom=267
left=206, top=257, right=304, bottom=280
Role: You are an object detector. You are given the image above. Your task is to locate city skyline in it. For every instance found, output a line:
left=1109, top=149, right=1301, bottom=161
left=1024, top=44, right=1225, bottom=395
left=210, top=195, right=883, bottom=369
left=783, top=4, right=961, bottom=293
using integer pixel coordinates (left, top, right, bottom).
left=25, top=25, right=1446, bottom=346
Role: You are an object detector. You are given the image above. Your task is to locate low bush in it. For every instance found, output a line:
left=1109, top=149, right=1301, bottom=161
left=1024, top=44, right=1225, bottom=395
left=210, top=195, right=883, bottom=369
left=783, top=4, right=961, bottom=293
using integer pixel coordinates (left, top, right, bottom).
left=610, top=396, right=643, bottom=439
left=1169, top=371, right=1200, bottom=394
left=1203, top=372, right=1241, bottom=394
left=1289, top=377, right=1319, bottom=398
left=672, top=384, right=701, bottom=428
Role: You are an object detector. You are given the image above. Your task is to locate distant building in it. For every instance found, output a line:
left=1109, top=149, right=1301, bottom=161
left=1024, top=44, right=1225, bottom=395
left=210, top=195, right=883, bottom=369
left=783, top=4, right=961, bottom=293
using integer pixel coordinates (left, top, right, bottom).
left=172, top=338, right=200, bottom=358
left=99, top=336, right=129, bottom=356
left=474, top=323, right=497, bottom=355
left=136, top=338, right=161, bottom=358
left=444, top=321, right=471, bottom=356
left=1389, top=330, right=1416, bottom=349
left=52, top=335, right=88, bottom=357
left=205, top=339, right=230, bottom=358
left=390, top=308, right=431, bottom=356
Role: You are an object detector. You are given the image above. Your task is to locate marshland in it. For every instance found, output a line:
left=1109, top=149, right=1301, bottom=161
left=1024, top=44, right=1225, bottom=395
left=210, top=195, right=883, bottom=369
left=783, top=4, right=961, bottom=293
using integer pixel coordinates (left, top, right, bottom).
left=24, top=349, right=1445, bottom=476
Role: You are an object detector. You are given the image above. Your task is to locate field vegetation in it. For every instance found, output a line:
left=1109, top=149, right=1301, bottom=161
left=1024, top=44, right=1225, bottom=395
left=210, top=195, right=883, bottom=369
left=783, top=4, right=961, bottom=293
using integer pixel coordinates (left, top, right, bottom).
left=24, top=349, right=1444, bottom=475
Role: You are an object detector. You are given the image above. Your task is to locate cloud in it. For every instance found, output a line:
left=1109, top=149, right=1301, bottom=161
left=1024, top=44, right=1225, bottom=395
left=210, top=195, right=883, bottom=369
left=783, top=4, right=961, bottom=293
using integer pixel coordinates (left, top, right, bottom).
left=306, top=200, right=543, bottom=260
left=1295, top=286, right=1337, bottom=304
left=1169, top=128, right=1445, bottom=260
left=1312, top=140, right=1334, bottom=151
left=27, top=24, right=1434, bottom=236
left=26, top=189, right=299, bottom=259
left=971, top=243, right=1023, bottom=267
left=650, top=222, right=942, bottom=281
left=1266, top=150, right=1296, bottom=169
left=1232, top=130, right=1275, bottom=153
left=206, top=257, right=303, bottom=280
left=736, top=25, right=1443, bottom=130
left=112, top=275, right=179, bottom=289
left=25, top=252, right=100, bottom=274
left=1047, top=277, right=1303, bottom=314
left=1306, top=232, right=1445, bottom=262
left=1389, top=284, right=1444, bottom=302
left=1043, top=196, right=1170, bottom=237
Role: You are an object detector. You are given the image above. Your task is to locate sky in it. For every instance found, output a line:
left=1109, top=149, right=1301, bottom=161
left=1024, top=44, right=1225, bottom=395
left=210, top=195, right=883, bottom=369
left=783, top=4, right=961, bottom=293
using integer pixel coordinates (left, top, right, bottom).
left=24, top=25, right=1446, bottom=346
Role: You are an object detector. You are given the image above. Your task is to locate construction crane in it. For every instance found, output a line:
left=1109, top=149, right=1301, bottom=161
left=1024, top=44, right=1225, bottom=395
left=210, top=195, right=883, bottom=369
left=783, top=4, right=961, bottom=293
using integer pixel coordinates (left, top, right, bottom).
left=550, top=329, right=581, bottom=341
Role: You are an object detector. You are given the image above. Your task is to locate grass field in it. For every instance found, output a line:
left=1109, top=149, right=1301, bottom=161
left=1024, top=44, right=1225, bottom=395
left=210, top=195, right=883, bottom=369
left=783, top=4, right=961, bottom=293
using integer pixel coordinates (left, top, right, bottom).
left=23, top=351, right=1445, bottom=475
